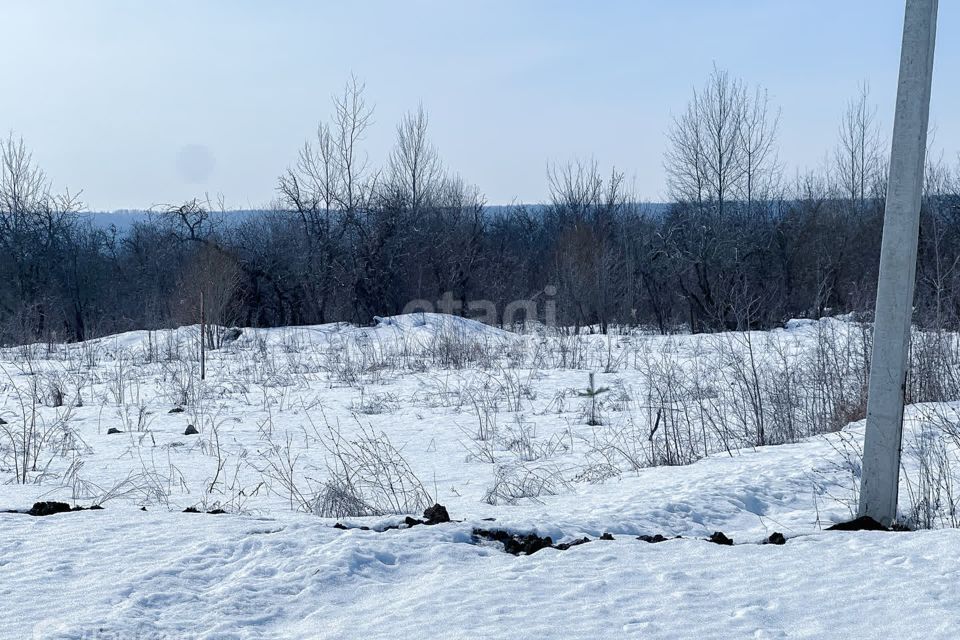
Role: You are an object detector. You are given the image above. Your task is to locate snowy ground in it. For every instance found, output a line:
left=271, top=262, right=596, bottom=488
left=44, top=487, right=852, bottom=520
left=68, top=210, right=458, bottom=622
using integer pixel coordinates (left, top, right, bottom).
left=1, top=314, right=958, bottom=638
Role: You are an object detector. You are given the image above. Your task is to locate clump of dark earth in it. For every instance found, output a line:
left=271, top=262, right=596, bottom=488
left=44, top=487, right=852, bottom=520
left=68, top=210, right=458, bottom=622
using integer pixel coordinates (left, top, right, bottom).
left=554, top=536, right=591, bottom=551
left=397, top=504, right=452, bottom=528
left=168, top=407, right=185, bottom=414
left=708, top=531, right=734, bottom=545
left=766, top=532, right=787, bottom=545
left=505, top=534, right=554, bottom=556
left=638, top=534, right=669, bottom=543
left=335, top=504, right=455, bottom=532
left=184, top=425, right=199, bottom=435
left=25, top=502, right=101, bottom=516
left=28, top=502, right=72, bottom=516
left=826, top=516, right=890, bottom=532
left=423, top=503, right=451, bottom=524
left=473, top=528, right=555, bottom=555
left=329, top=505, right=689, bottom=558
left=183, top=506, right=226, bottom=514
left=107, top=428, right=122, bottom=434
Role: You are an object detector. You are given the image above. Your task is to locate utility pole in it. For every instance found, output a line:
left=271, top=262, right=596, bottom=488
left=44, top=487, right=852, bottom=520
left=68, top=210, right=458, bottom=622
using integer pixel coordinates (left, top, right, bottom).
left=858, top=0, right=938, bottom=526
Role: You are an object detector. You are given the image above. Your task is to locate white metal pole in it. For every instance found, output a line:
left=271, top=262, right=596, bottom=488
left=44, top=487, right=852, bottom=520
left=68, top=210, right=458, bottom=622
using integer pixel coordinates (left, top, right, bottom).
left=858, top=0, right=938, bottom=526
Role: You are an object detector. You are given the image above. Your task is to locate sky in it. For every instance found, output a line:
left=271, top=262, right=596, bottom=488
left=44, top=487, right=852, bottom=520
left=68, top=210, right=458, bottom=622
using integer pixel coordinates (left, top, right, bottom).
left=2, top=0, right=959, bottom=211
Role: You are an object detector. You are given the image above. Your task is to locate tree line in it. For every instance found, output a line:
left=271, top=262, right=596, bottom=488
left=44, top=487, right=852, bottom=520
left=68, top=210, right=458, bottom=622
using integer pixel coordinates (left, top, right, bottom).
left=3, top=70, right=960, bottom=345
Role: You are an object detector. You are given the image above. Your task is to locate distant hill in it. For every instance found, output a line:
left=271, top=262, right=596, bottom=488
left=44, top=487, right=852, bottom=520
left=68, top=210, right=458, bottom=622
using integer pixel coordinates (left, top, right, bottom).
left=79, top=202, right=672, bottom=232
left=77, top=209, right=273, bottom=232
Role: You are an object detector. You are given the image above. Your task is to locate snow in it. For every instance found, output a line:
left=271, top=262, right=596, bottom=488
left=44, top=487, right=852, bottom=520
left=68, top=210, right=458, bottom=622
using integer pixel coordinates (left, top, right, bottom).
left=1, top=314, right=958, bottom=638
left=8, top=510, right=960, bottom=639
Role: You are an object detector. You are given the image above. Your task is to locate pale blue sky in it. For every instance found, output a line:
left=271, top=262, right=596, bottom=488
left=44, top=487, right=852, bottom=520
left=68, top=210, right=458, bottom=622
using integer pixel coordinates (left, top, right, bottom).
left=3, top=1, right=958, bottom=210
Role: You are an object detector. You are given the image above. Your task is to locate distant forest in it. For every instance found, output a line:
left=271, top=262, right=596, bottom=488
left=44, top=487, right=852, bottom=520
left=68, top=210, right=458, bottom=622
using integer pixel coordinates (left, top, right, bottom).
left=3, top=70, right=960, bottom=345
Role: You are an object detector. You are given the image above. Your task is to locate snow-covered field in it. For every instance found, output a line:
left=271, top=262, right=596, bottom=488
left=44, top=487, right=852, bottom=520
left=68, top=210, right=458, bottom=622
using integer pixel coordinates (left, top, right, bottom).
left=2, top=314, right=959, bottom=639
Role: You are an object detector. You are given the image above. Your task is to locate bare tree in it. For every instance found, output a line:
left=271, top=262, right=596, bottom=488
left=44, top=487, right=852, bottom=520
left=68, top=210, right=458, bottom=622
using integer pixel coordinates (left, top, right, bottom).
left=834, top=82, right=883, bottom=210
left=387, top=104, right=443, bottom=214
left=0, top=133, right=82, bottom=341
left=666, top=66, right=753, bottom=217
left=277, top=76, right=377, bottom=322
left=547, top=158, right=605, bottom=218
left=278, top=75, right=377, bottom=217
left=332, top=74, right=377, bottom=213
left=663, top=69, right=783, bottom=330
left=278, top=124, right=344, bottom=323
left=281, top=123, right=338, bottom=216
left=411, top=173, right=487, bottom=312
left=699, top=67, right=747, bottom=217
left=162, top=197, right=211, bottom=240
left=737, top=86, right=782, bottom=213
left=665, top=94, right=709, bottom=209
left=917, top=152, right=960, bottom=328
left=547, top=159, right=628, bottom=333
left=171, top=243, right=241, bottom=349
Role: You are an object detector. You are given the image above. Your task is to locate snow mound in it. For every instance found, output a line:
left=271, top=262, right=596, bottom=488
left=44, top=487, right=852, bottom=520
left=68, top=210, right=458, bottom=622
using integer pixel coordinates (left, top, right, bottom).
left=57, top=313, right=514, bottom=357
left=372, top=313, right=513, bottom=339
left=784, top=318, right=817, bottom=330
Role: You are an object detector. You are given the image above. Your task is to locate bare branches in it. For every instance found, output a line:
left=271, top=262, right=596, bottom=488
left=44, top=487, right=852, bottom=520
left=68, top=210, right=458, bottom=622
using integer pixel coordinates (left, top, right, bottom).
left=279, top=75, right=377, bottom=215
left=163, top=198, right=210, bottom=240
left=0, top=133, right=83, bottom=342
left=665, top=66, right=779, bottom=217
left=738, top=86, right=782, bottom=209
left=834, top=82, right=883, bottom=209
left=333, top=74, right=376, bottom=213
left=315, top=419, right=433, bottom=518
left=387, top=103, right=443, bottom=213
left=0, top=133, right=50, bottom=226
